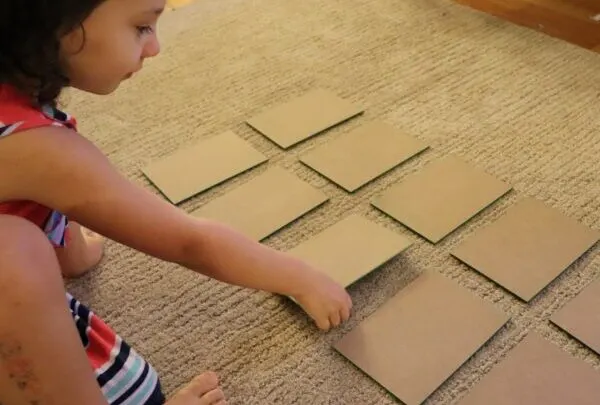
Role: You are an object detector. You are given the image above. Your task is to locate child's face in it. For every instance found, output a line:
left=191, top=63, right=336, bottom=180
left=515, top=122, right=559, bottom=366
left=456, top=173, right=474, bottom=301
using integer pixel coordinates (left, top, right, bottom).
left=60, top=0, right=165, bottom=95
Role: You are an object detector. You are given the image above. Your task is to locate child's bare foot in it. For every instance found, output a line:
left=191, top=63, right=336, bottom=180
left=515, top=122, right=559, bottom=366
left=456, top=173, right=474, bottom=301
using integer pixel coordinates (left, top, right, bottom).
left=82, top=226, right=105, bottom=266
left=166, top=372, right=226, bottom=405
left=57, top=222, right=105, bottom=278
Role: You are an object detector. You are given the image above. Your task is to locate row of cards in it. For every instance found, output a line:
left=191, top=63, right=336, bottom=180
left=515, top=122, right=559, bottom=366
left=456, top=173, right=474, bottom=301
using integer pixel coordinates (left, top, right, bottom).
left=141, top=88, right=600, bottom=404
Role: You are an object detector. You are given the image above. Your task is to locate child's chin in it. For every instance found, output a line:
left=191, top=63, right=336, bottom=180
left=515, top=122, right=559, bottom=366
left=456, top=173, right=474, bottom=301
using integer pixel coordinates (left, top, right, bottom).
left=85, top=82, right=122, bottom=96
left=74, top=76, right=134, bottom=96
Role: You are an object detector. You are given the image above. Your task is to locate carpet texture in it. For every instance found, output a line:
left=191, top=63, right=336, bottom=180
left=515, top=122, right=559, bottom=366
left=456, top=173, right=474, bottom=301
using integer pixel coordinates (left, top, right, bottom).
left=64, top=0, right=600, bottom=403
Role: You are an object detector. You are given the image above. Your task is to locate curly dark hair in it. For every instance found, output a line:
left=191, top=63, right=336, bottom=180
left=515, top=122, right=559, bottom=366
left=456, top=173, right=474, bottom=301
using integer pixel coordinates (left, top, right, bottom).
left=0, top=1, right=107, bottom=107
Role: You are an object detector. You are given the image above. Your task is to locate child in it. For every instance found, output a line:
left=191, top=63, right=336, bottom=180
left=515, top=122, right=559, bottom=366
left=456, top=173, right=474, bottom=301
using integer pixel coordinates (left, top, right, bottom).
left=0, top=1, right=353, bottom=404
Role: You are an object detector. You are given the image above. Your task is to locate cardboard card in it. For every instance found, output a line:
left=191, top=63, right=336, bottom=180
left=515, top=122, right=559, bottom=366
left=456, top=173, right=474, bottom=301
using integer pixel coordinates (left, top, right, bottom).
left=299, top=121, right=429, bottom=192
left=452, top=197, right=599, bottom=301
left=333, top=270, right=509, bottom=405
left=287, top=214, right=413, bottom=287
left=246, top=89, right=363, bottom=149
left=142, top=131, right=268, bottom=204
left=456, top=332, right=600, bottom=405
left=191, top=166, right=328, bottom=241
left=371, top=155, right=512, bottom=243
left=551, top=277, right=600, bottom=355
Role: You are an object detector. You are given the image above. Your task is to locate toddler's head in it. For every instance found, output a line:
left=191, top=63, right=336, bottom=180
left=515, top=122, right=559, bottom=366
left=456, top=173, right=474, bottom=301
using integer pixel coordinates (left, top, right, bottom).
left=0, top=0, right=164, bottom=106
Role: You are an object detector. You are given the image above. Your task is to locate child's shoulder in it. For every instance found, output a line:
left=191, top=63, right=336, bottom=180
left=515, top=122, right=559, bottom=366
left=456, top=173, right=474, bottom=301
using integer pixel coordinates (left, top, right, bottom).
left=0, top=84, right=77, bottom=138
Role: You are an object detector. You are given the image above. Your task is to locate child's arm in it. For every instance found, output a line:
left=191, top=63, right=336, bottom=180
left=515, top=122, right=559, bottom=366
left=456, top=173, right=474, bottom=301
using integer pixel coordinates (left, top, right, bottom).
left=0, top=127, right=351, bottom=330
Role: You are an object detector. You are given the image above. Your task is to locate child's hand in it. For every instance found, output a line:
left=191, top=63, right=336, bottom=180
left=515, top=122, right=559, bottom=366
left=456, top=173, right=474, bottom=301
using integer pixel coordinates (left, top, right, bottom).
left=292, top=268, right=353, bottom=331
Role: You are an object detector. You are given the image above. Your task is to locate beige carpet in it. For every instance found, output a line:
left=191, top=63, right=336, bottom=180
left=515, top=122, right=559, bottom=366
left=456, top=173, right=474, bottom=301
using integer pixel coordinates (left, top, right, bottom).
left=64, top=0, right=600, bottom=403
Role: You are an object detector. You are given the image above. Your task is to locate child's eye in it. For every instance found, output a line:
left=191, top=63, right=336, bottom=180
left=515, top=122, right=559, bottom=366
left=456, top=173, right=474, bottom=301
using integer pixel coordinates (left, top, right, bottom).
left=136, top=25, right=154, bottom=35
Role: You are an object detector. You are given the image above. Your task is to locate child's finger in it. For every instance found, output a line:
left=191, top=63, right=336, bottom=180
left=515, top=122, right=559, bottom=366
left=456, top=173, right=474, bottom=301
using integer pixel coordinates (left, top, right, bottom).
left=316, top=315, right=331, bottom=331
left=329, top=310, right=341, bottom=328
left=340, top=305, right=351, bottom=322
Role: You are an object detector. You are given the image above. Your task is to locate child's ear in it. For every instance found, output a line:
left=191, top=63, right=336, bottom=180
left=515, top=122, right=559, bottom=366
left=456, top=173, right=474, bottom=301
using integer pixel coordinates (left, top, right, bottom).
left=59, top=25, right=86, bottom=56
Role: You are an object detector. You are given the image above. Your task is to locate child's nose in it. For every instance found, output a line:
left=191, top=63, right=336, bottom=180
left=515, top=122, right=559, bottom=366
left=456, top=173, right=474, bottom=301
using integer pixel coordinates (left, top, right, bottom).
left=142, top=36, right=161, bottom=59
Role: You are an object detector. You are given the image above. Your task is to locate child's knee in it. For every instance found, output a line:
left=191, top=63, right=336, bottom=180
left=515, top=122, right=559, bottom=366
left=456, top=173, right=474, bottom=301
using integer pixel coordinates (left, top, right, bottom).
left=0, top=215, right=60, bottom=278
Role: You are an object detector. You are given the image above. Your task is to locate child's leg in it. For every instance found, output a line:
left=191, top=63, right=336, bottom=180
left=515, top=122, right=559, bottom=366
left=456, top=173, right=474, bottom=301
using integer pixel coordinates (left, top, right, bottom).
left=55, top=220, right=105, bottom=279
left=0, top=215, right=227, bottom=405
left=0, top=215, right=108, bottom=405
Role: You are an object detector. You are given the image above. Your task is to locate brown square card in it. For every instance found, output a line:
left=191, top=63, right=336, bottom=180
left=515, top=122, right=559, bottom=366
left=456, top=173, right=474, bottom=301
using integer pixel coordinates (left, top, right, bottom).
left=372, top=156, right=511, bottom=243
left=299, top=121, right=429, bottom=192
left=142, top=130, right=267, bottom=204
left=452, top=197, right=599, bottom=301
left=246, top=89, right=363, bottom=149
left=333, top=270, right=509, bottom=405
left=191, top=166, right=328, bottom=241
left=287, top=214, right=413, bottom=287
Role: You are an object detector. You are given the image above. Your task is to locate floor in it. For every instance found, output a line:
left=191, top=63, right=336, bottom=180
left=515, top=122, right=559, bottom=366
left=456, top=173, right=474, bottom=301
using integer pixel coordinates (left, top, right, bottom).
left=455, top=0, right=600, bottom=51
left=166, top=0, right=194, bottom=8
left=166, top=0, right=600, bottom=52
